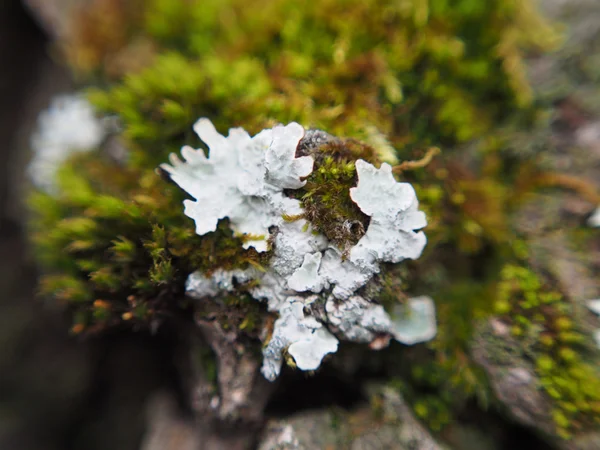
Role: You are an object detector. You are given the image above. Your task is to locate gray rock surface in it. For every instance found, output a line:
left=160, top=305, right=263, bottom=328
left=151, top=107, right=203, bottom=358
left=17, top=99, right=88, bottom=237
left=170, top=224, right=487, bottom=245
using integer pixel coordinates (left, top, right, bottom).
left=259, top=386, right=447, bottom=450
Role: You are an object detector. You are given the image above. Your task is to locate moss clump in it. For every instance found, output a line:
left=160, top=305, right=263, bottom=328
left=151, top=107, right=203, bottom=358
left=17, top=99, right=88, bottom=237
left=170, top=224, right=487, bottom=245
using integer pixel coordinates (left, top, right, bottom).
left=495, top=264, right=600, bottom=438
left=196, top=293, right=270, bottom=338
left=71, top=0, right=558, bottom=150
left=390, top=367, right=455, bottom=432
left=29, top=152, right=269, bottom=333
left=87, top=53, right=273, bottom=169
left=412, top=395, right=453, bottom=432
left=31, top=0, right=562, bottom=359
left=44, top=0, right=559, bottom=293
left=289, top=138, right=379, bottom=250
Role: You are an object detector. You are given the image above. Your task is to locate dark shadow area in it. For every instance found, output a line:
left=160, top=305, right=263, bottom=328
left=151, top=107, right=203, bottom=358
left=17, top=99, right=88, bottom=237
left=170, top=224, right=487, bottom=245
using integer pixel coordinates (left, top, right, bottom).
left=0, top=3, right=182, bottom=449
left=0, top=2, right=47, bottom=218
left=265, top=366, right=366, bottom=417
left=453, top=399, right=557, bottom=450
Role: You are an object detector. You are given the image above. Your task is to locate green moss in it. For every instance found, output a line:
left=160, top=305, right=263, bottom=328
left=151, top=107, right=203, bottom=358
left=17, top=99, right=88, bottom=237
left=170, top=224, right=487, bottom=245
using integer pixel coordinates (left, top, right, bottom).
left=194, top=344, right=219, bottom=387
left=196, top=293, right=269, bottom=337
left=375, top=265, right=410, bottom=313
left=30, top=6, right=600, bottom=443
left=31, top=0, right=563, bottom=363
left=389, top=356, right=485, bottom=433
left=87, top=53, right=274, bottom=169
left=29, top=152, right=270, bottom=332
left=495, top=264, right=600, bottom=437
left=412, top=396, right=453, bottom=431
left=289, top=138, right=379, bottom=250
left=76, top=0, right=559, bottom=150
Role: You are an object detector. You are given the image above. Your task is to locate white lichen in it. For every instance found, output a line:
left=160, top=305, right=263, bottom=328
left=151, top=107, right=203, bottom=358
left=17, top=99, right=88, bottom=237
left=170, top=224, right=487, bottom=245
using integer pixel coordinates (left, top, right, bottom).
left=588, top=299, right=600, bottom=349
left=588, top=207, right=600, bottom=228
left=186, top=269, right=257, bottom=299
left=174, top=119, right=433, bottom=381
left=270, top=220, right=328, bottom=280
left=325, top=295, right=395, bottom=342
left=349, top=160, right=427, bottom=268
left=261, top=297, right=339, bottom=381
left=589, top=299, right=600, bottom=315
left=29, top=94, right=106, bottom=192
left=391, top=296, right=437, bottom=345
left=249, top=271, right=290, bottom=312
left=325, top=295, right=437, bottom=346
left=287, top=253, right=326, bottom=293
left=160, top=118, right=312, bottom=252
left=319, top=248, right=374, bottom=300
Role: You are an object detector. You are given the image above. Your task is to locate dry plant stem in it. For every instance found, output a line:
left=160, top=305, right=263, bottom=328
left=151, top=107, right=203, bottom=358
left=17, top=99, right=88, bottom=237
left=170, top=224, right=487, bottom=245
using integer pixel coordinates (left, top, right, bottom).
left=192, top=315, right=275, bottom=450
left=392, top=147, right=441, bottom=173
left=536, top=172, right=600, bottom=205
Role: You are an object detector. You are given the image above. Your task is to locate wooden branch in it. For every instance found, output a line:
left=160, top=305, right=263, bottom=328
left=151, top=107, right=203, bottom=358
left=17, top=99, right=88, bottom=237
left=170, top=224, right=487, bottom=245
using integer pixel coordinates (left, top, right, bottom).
left=392, top=147, right=441, bottom=173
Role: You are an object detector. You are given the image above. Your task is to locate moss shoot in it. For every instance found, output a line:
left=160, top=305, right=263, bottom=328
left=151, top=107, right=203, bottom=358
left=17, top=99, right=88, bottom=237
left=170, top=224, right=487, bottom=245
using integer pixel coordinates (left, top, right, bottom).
left=495, top=264, right=600, bottom=438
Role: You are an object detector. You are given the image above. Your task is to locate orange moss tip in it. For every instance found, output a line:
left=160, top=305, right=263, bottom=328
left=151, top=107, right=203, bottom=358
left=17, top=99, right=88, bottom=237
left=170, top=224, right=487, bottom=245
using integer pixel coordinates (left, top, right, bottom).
left=93, top=299, right=111, bottom=309
left=71, top=323, right=85, bottom=334
left=122, top=312, right=133, bottom=320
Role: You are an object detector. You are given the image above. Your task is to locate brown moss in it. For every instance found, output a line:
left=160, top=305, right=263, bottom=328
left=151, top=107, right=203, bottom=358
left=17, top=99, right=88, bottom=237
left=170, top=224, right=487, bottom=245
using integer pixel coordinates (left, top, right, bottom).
left=196, top=293, right=272, bottom=338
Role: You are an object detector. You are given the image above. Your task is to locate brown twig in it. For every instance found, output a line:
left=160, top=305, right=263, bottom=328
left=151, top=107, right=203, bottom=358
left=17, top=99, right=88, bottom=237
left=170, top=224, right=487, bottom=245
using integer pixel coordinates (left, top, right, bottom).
left=536, top=172, right=600, bottom=205
left=392, top=147, right=441, bottom=173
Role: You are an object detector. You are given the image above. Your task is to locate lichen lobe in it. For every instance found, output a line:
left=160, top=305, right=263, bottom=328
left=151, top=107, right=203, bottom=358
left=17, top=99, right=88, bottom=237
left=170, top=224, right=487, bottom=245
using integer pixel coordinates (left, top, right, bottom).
left=161, top=118, right=313, bottom=252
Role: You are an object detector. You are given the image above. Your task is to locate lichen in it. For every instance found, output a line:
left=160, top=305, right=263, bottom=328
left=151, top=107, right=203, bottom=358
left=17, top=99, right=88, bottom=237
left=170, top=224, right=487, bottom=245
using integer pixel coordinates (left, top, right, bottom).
left=29, top=94, right=107, bottom=193
left=588, top=299, right=600, bottom=349
left=160, top=118, right=312, bottom=252
left=287, top=253, right=326, bottom=293
left=349, top=160, right=427, bottom=267
left=589, top=207, right=600, bottom=228
left=174, top=119, right=431, bottom=380
left=325, top=295, right=436, bottom=346
left=391, top=296, right=437, bottom=346
left=262, top=297, right=339, bottom=379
